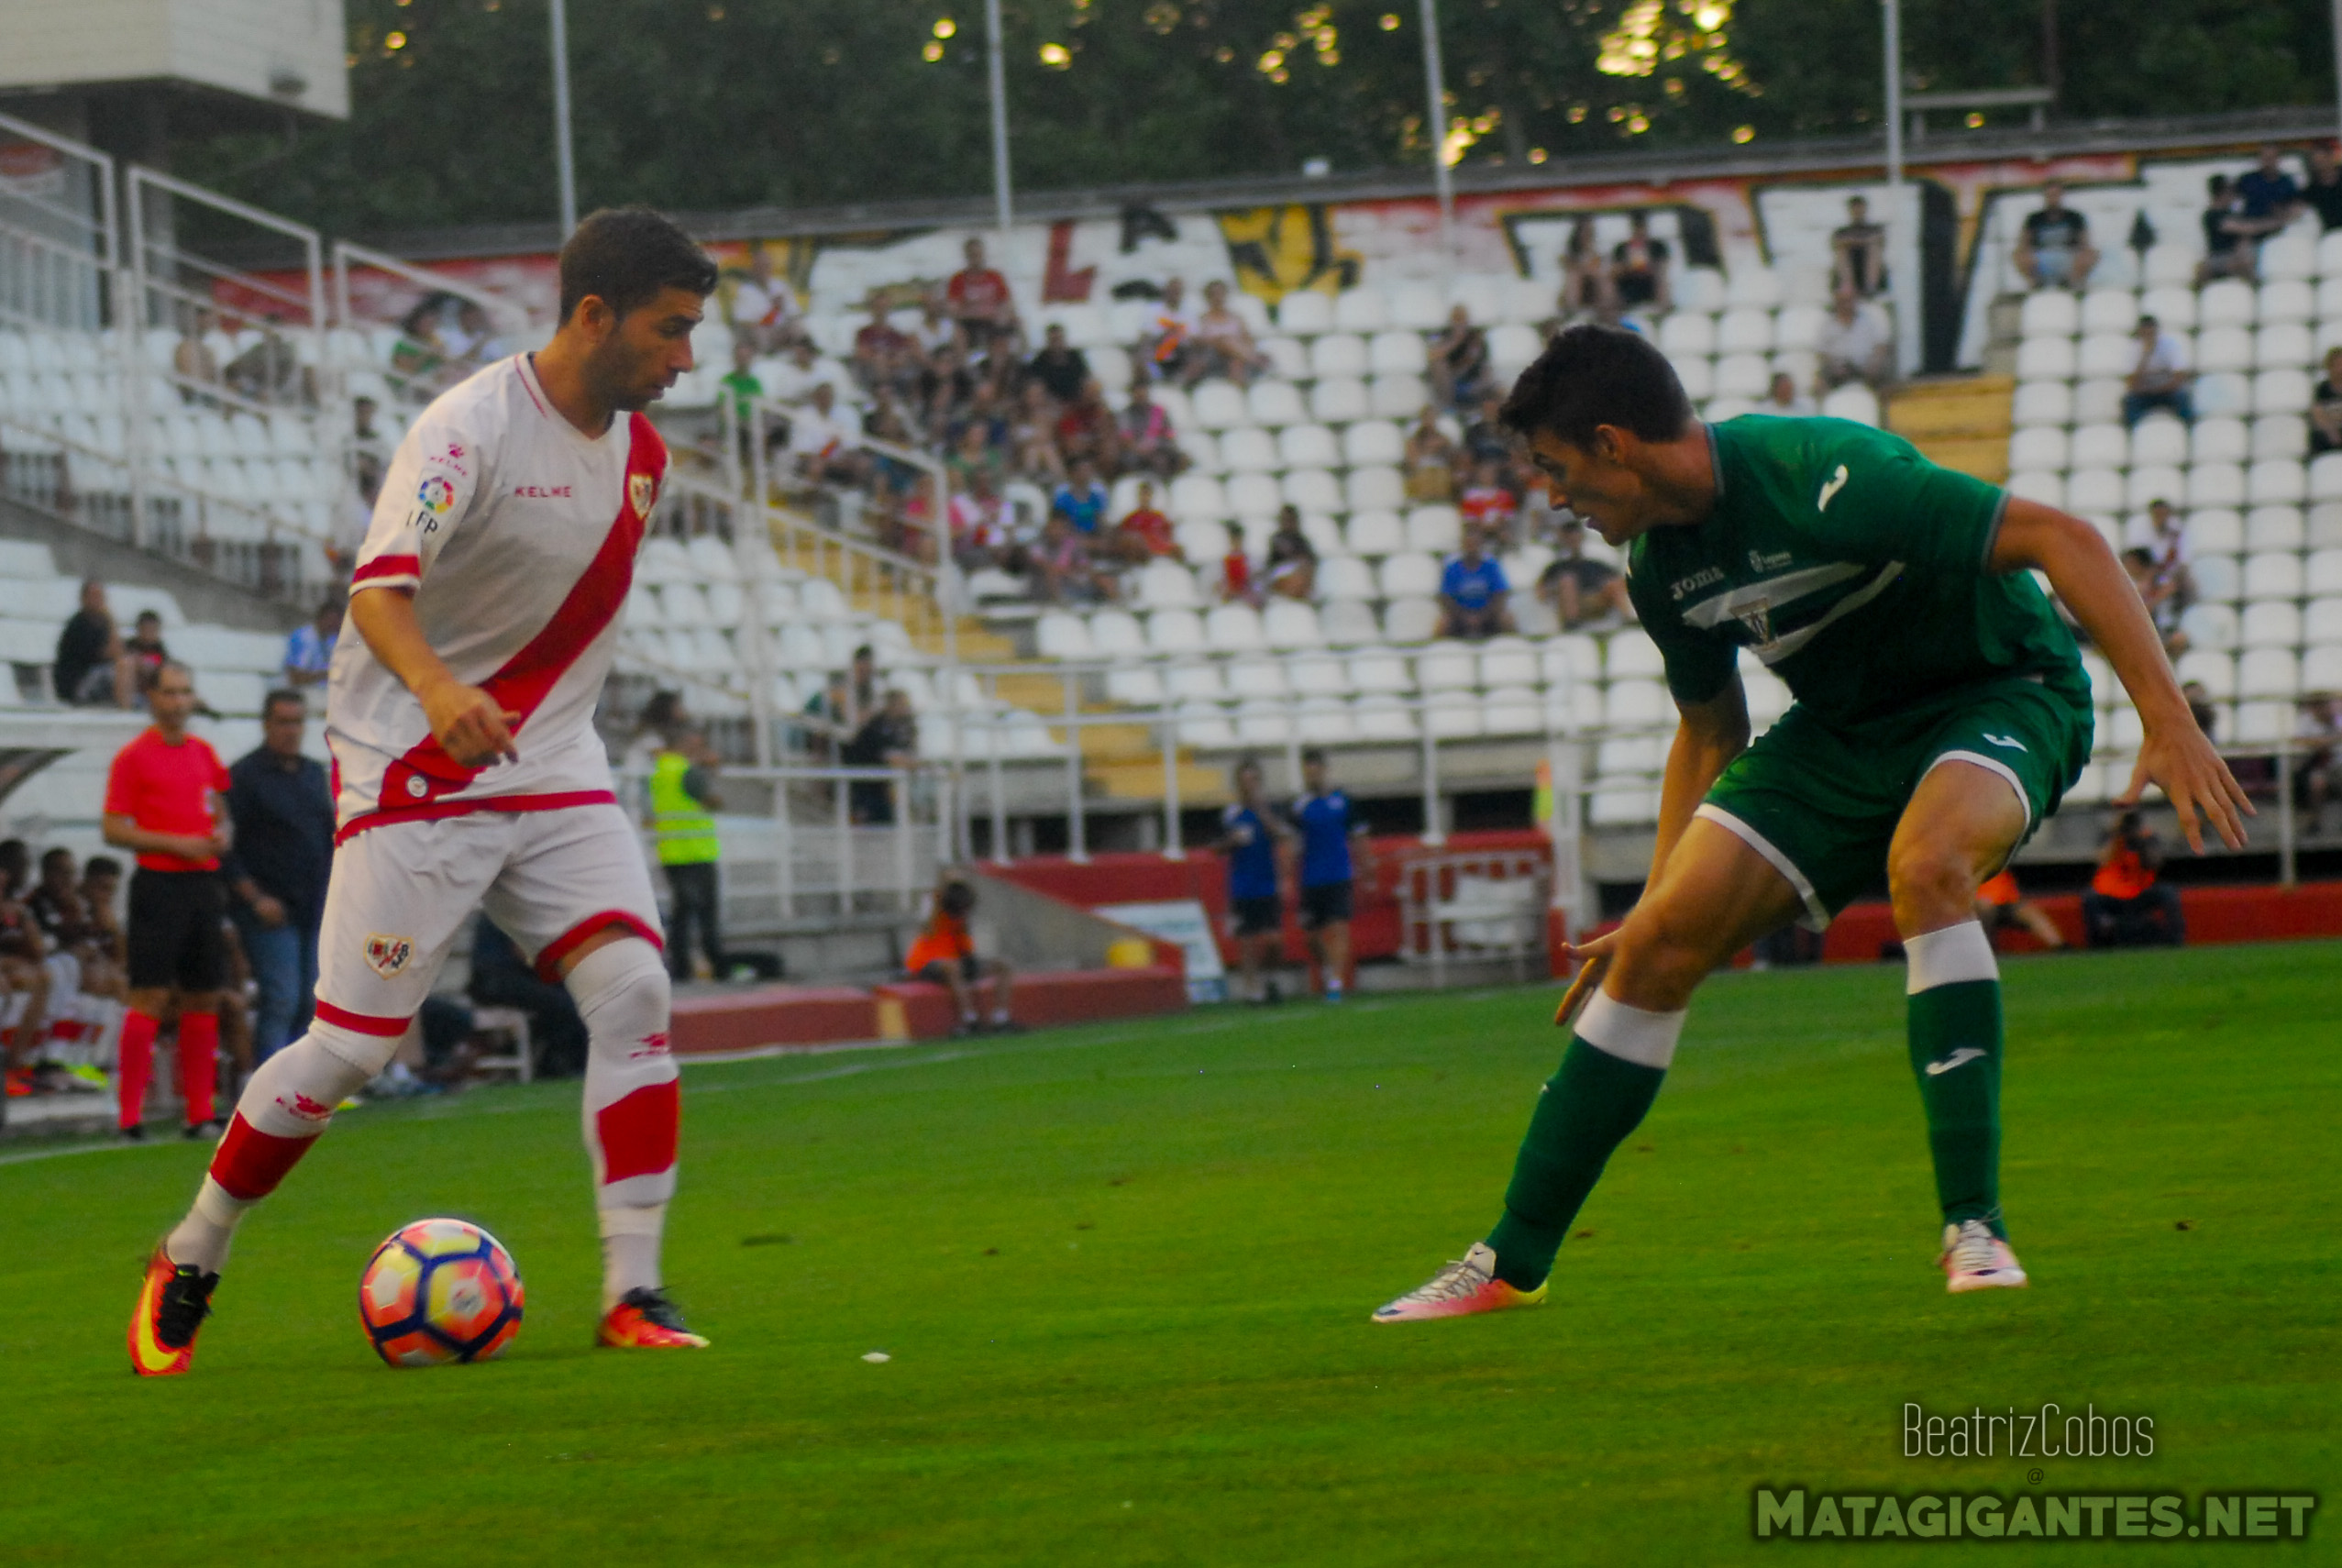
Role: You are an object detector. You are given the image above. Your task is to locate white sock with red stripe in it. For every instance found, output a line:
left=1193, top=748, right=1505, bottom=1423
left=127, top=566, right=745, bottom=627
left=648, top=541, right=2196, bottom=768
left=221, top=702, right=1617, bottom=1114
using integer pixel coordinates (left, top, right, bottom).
left=162, top=1021, right=395, bottom=1274
left=567, top=939, right=679, bottom=1309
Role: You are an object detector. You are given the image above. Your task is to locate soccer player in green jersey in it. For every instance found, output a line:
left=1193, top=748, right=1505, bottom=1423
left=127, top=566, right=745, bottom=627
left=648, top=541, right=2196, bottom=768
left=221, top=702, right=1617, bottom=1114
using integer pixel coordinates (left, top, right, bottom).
left=1375, top=326, right=2250, bottom=1320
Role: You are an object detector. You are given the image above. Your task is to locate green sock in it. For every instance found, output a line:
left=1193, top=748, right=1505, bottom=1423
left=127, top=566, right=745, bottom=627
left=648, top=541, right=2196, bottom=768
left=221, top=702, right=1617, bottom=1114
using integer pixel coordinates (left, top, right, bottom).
left=1485, top=1036, right=1666, bottom=1290
left=1906, top=977, right=2005, bottom=1235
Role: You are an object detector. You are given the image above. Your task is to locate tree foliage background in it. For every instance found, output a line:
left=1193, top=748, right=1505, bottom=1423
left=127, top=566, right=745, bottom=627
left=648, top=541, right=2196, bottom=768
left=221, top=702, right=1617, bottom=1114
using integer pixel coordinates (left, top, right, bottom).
left=179, top=0, right=2342, bottom=235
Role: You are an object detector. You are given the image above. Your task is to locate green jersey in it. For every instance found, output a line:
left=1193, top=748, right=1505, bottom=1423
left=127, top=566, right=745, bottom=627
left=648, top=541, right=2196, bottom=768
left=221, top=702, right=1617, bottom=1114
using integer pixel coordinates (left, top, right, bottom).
left=1626, top=416, right=2085, bottom=730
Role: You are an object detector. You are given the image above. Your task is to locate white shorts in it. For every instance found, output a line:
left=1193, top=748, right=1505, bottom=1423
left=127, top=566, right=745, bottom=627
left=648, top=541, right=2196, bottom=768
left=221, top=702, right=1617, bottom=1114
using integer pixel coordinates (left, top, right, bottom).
left=314, top=802, right=662, bottom=1041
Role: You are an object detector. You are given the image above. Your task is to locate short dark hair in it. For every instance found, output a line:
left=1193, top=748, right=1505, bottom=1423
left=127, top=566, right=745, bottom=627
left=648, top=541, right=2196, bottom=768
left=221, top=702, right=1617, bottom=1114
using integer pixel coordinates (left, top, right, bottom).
left=2121, top=547, right=2155, bottom=569
left=558, top=207, right=718, bottom=325
left=1499, top=324, right=1695, bottom=452
left=1300, top=745, right=1329, bottom=767
left=39, top=845, right=73, bottom=874
left=262, top=688, right=305, bottom=718
left=84, top=855, right=122, bottom=879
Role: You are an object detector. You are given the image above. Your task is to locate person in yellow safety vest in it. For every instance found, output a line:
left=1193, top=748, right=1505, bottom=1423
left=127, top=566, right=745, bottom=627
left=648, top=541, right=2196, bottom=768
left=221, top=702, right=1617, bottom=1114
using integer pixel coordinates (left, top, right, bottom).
left=643, top=714, right=779, bottom=983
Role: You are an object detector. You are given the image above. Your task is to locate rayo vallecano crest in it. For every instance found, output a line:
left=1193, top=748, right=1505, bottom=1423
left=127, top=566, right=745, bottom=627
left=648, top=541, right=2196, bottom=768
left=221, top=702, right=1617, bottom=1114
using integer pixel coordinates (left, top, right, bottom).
left=629, top=472, right=656, bottom=518
left=364, top=933, right=414, bottom=978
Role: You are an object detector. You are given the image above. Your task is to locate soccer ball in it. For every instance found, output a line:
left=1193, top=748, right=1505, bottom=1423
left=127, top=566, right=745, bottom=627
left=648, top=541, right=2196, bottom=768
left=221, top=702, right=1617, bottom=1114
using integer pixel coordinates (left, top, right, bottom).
left=359, top=1218, right=525, bottom=1367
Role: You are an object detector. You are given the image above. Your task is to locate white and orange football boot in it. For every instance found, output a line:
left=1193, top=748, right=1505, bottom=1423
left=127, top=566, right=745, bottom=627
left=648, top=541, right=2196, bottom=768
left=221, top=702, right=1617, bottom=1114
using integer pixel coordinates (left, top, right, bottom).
left=127, top=1248, right=219, bottom=1376
left=597, top=1287, right=710, bottom=1349
left=1940, top=1219, right=2029, bottom=1293
left=1372, top=1242, right=1547, bottom=1323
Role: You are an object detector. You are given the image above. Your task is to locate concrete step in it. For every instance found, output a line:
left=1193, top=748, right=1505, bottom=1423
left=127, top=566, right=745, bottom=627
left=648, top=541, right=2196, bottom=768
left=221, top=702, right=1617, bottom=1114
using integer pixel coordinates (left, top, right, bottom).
left=1087, top=757, right=1228, bottom=801
left=994, top=670, right=1077, bottom=712
left=1078, top=721, right=1160, bottom=764
left=1913, top=435, right=2011, bottom=482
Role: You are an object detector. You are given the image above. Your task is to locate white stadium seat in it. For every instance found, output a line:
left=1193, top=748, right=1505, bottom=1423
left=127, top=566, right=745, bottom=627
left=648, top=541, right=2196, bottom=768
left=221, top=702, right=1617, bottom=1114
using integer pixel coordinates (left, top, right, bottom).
left=1345, top=467, right=1405, bottom=513
left=1309, top=334, right=1367, bottom=379
left=1342, top=419, right=1404, bottom=467
left=1310, top=378, right=1369, bottom=424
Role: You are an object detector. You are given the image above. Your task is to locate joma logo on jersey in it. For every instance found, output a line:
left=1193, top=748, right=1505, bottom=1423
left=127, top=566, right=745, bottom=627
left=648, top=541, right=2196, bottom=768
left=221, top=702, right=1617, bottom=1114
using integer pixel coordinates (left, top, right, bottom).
left=1670, top=566, right=1726, bottom=602
left=363, top=933, right=414, bottom=978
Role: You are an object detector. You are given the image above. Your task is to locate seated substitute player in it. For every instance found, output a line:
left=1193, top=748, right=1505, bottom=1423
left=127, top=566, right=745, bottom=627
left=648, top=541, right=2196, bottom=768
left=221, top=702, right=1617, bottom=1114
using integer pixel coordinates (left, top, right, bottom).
left=129, top=207, right=722, bottom=1375
left=1375, top=325, right=2248, bottom=1321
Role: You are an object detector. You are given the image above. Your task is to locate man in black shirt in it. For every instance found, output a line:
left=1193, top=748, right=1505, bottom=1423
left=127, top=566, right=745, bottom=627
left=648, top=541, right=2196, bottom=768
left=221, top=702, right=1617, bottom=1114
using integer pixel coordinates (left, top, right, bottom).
left=220, top=690, right=334, bottom=1062
left=1608, top=213, right=1672, bottom=311
left=2196, top=174, right=2256, bottom=284
left=839, top=690, right=918, bottom=824
left=53, top=580, right=127, bottom=707
left=2014, top=182, right=2098, bottom=290
left=2312, top=347, right=2342, bottom=455
left=1026, top=324, right=1091, bottom=404
left=2303, top=146, right=2342, bottom=231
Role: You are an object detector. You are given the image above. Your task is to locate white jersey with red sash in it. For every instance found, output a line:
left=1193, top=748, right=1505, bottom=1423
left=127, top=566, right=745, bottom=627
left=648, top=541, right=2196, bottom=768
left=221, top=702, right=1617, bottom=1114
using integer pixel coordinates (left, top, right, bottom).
left=330, top=354, right=665, bottom=841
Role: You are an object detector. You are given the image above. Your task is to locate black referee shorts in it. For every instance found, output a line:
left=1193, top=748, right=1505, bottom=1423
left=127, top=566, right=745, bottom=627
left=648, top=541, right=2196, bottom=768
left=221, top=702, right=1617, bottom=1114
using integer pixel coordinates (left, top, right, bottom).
left=1298, top=879, right=1353, bottom=931
left=127, top=869, right=228, bottom=991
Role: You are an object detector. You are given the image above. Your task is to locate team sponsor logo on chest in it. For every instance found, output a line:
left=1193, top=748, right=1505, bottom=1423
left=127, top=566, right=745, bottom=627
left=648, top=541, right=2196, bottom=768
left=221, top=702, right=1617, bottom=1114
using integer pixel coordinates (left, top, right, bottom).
left=364, top=932, right=414, bottom=978
left=513, top=483, right=574, bottom=499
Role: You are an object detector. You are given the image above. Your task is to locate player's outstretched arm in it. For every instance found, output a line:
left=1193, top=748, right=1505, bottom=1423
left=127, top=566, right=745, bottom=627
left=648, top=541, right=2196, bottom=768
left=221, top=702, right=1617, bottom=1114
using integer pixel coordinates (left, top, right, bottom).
left=1557, top=678, right=1750, bottom=1025
left=1990, top=498, right=2251, bottom=853
left=347, top=587, right=520, bottom=768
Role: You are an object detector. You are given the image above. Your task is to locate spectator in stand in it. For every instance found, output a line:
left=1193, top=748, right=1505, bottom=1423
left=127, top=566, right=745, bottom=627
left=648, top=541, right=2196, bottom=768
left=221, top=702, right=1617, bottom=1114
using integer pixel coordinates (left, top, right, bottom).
left=919, top=338, right=977, bottom=434
left=221, top=689, right=334, bottom=1065
left=2122, top=315, right=2194, bottom=426
left=948, top=419, right=1009, bottom=496
left=1404, top=405, right=1459, bottom=502
left=1142, top=277, right=1196, bottom=382
left=786, top=382, right=871, bottom=487
left=1829, top=194, right=1888, bottom=299
left=728, top=243, right=803, bottom=355
left=767, top=339, right=856, bottom=406
left=2195, top=174, right=2257, bottom=284
left=1050, top=457, right=1110, bottom=536
left=467, top=920, right=589, bottom=1077
left=1264, top=506, right=1319, bottom=602
left=1762, top=370, right=1816, bottom=416
left=844, top=643, right=884, bottom=729
left=2182, top=679, right=2218, bottom=741
left=1608, top=212, right=1672, bottom=314
left=2013, top=182, right=2098, bottom=290
left=946, top=237, right=1018, bottom=349
left=718, top=336, right=765, bottom=430
left=2309, top=347, right=2342, bottom=454
left=2302, top=145, right=2342, bottom=232
left=1457, top=459, right=1518, bottom=546
left=1973, top=868, right=2065, bottom=952
left=1556, top=216, right=1617, bottom=324
left=1220, top=523, right=1261, bottom=606
left=2082, top=809, right=2183, bottom=948
left=949, top=472, right=1014, bottom=572
left=0, top=841, right=51, bottom=1099
left=2122, top=547, right=2188, bottom=657
left=2296, top=690, right=2340, bottom=832
left=998, top=381, right=1056, bottom=482
left=1816, top=284, right=1894, bottom=393
left=1183, top=280, right=1271, bottom=388
left=1536, top=514, right=1632, bottom=629
left=53, top=579, right=133, bottom=708
left=799, top=671, right=853, bottom=764
left=350, top=394, right=386, bottom=463
left=2133, top=496, right=2193, bottom=602
left=851, top=297, right=916, bottom=396
left=282, top=597, right=341, bottom=690
left=80, top=856, right=127, bottom=1001
left=172, top=305, right=220, bottom=398
left=1027, top=323, right=1091, bottom=404
left=2233, top=145, right=2303, bottom=236
left=1054, top=379, right=1121, bottom=473
left=1112, top=480, right=1181, bottom=566
left=904, top=875, right=1014, bottom=1036
left=1217, top=756, right=1294, bottom=1006
left=910, top=293, right=959, bottom=358
left=122, top=611, right=170, bottom=703
left=1438, top=522, right=1514, bottom=640
left=99, top=662, right=230, bottom=1139
left=1429, top=306, right=1491, bottom=412
left=444, top=301, right=508, bottom=372
left=839, top=688, right=919, bottom=824
left=1032, top=513, right=1116, bottom=606
left=1462, top=392, right=1512, bottom=468
left=1117, top=381, right=1183, bottom=477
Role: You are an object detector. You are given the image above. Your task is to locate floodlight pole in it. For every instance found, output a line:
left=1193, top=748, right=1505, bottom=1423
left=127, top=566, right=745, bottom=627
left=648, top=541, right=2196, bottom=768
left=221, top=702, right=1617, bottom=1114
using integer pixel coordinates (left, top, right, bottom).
left=1882, top=0, right=1904, bottom=190
left=1418, top=0, right=1454, bottom=263
left=986, top=0, right=1013, bottom=237
left=550, top=0, right=579, bottom=237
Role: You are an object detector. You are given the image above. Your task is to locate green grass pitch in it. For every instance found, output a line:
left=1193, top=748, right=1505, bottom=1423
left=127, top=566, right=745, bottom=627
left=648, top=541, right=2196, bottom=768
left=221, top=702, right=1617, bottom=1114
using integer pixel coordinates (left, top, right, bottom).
left=5, top=942, right=2335, bottom=1565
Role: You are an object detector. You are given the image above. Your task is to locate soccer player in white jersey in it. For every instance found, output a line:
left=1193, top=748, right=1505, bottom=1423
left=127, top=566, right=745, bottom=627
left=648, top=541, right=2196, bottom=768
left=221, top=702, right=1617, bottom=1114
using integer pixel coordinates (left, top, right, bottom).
left=129, top=208, right=720, bottom=1375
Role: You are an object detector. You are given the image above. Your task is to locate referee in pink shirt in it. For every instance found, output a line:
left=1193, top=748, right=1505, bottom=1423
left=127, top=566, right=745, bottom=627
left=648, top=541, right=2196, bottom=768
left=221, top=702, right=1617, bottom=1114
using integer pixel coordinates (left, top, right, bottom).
left=102, top=661, right=233, bottom=1140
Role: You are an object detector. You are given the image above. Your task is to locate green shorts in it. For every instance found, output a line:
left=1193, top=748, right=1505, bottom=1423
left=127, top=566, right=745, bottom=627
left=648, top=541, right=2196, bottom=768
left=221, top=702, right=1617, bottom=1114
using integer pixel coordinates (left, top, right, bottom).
left=1698, top=676, right=2093, bottom=930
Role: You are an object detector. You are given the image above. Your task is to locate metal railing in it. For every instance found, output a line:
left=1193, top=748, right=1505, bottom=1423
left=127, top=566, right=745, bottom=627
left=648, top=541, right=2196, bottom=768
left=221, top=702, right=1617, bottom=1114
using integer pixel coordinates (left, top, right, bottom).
left=1397, top=847, right=1553, bottom=985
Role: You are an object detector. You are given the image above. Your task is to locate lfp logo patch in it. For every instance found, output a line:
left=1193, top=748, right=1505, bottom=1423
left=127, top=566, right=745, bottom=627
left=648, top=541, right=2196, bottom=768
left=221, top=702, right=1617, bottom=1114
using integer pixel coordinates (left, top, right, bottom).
left=364, top=933, right=414, bottom=978
left=417, top=474, right=458, bottom=514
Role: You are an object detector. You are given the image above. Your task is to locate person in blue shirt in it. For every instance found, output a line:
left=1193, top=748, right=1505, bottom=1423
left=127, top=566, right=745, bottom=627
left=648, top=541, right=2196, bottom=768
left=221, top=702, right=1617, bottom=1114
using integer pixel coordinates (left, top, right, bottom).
left=281, top=598, right=340, bottom=690
left=1291, top=747, right=1373, bottom=1002
left=2233, top=146, right=2302, bottom=229
left=1216, top=756, right=1292, bottom=1005
left=1438, top=522, right=1515, bottom=640
left=1050, top=457, right=1110, bottom=536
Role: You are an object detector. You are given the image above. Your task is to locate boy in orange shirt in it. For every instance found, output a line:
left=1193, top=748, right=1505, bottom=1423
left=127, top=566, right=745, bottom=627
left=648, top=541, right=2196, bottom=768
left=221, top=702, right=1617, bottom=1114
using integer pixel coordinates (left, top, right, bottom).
left=906, top=877, right=1015, bottom=1035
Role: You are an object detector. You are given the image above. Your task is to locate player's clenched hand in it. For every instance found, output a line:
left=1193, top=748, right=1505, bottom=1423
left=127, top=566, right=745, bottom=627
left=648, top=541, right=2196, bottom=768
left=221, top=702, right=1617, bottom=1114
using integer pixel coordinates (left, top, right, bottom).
left=1553, top=926, right=1622, bottom=1029
left=2123, top=717, right=2253, bottom=854
left=420, top=678, right=520, bottom=767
